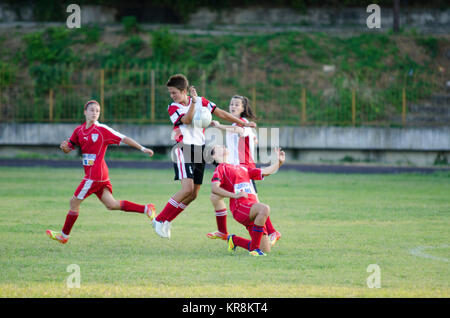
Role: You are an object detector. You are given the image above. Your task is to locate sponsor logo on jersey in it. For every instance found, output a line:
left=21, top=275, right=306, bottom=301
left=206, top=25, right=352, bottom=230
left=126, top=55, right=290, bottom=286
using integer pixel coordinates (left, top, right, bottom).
left=82, top=154, right=96, bottom=166
left=234, top=182, right=255, bottom=195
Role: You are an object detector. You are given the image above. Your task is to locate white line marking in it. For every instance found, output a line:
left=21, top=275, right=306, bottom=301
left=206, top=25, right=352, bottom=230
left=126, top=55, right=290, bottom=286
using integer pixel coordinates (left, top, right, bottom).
left=409, top=244, right=449, bottom=262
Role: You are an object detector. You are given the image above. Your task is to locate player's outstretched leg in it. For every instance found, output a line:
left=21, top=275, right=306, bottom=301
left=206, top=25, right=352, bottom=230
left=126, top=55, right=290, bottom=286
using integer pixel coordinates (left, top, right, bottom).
left=46, top=196, right=82, bottom=244
left=100, top=189, right=156, bottom=220
left=207, top=193, right=228, bottom=240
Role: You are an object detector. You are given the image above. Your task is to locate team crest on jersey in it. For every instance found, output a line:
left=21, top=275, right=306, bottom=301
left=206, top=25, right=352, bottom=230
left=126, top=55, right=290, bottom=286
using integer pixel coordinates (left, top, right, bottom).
left=91, top=134, right=99, bottom=142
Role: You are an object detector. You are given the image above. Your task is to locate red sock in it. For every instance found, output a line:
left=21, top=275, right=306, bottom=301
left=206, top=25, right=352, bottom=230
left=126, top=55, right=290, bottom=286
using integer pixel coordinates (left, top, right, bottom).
left=215, top=209, right=228, bottom=234
left=156, top=197, right=179, bottom=222
left=119, top=200, right=145, bottom=213
left=167, top=202, right=187, bottom=222
left=265, top=216, right=275, bottom=234
left=232, top=235, right=251, bottom=250
left=249, top=225, right=264, bottom=251
left=62, top=210, right=79, bottom=236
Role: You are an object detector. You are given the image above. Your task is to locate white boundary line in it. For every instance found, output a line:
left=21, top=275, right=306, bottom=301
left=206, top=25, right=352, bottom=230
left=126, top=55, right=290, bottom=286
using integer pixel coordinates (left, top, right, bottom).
left=409, top=244, right=449, bottom=263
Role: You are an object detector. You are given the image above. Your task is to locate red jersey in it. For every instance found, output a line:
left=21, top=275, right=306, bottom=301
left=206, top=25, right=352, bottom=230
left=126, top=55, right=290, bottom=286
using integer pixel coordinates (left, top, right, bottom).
left=211, top=163, right=263, bottom=212
left=68, top=121, right=125, bottom=181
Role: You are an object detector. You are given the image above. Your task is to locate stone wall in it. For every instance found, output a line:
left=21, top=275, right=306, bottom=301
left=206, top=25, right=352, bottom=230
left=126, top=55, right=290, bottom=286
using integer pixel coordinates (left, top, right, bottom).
left=0, top=4, right=449, bottom=32
left=1, top=123, right=448, bottom=166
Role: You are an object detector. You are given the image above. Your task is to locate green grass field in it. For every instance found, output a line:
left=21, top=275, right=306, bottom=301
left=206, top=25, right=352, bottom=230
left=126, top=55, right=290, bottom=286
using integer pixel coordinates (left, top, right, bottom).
left=0, top=166, right=448, bottom=297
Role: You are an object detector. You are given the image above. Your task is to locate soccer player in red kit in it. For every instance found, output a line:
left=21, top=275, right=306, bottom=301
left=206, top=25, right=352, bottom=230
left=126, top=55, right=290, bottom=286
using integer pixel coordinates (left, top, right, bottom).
left=207, top=95, right=281, bottom=245
left=46, top=100, right=156, bottom=244
left=210, top=144, right=285, bottom=256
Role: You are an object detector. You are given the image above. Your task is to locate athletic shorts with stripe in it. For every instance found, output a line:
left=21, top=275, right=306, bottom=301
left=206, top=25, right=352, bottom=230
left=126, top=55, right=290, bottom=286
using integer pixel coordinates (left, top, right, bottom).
left=172, top=144, right=206, bottom=185
left=74, top=179, right=113, bottom=200
left=232, top=202, right=268, bottom=235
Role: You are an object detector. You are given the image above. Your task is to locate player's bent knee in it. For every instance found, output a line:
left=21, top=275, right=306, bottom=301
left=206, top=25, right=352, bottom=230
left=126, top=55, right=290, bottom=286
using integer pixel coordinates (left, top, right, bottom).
left=190, top=191, right=198, bottom=201
left=70, top=196, right=81, bottom=210
left=258, top=205, right=270, bottom=219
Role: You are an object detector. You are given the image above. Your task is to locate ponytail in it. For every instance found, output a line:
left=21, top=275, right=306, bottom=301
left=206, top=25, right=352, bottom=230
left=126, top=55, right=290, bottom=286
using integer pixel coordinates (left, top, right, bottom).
left=232, top=95, right=256, bottom=120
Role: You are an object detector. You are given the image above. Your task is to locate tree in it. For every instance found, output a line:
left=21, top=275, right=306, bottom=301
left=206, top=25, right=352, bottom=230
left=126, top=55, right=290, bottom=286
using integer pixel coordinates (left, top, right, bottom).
left=393, top=0, right=400, bottom=32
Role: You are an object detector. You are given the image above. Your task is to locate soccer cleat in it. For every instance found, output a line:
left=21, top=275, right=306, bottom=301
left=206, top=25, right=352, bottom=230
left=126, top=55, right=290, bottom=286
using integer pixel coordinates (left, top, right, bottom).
left=249, top=249, right=266, bottom=256
left=152, top=219, right=168, bottom=238
left=206, top=231, right=228, bottom=240
left=46, top=230, right=69, bottom=244
left=268, top=231, right=282, bottom=247
left=163, top=221, right=171, bottom=238
left=146, top=203, right=156, bottom=221
left=227, top=234, right=236, bottom=253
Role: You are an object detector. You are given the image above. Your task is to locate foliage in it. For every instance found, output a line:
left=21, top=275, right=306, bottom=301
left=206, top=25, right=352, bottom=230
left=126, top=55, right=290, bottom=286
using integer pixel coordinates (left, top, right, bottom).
left=122, top=16, right=140, bottom=35
left=416, top=36, right=439, bottom=58
left=0, top=24, right=445, bottom=125
left=150, top=28, right=180, bottom=64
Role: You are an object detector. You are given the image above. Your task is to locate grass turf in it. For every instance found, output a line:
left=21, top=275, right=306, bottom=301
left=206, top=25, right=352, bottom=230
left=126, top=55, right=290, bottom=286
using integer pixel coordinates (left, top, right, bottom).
left=0, top=166, right=448, bottom=297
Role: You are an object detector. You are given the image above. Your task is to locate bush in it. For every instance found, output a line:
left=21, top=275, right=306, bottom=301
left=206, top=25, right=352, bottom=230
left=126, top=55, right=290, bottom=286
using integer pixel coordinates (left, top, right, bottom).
left=416, top=37, right=439, bottom=58
left=122, top=16, right=140, bottom=35
left=150, top=28, right=180, bottom=64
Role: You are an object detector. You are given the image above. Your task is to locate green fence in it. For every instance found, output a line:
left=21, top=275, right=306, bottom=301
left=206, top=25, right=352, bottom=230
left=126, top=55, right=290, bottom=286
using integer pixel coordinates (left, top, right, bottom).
left=0, top=65, right=445, bottom=126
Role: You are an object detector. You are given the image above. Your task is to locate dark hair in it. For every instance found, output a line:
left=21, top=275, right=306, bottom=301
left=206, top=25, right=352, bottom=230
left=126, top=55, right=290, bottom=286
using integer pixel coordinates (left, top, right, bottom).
left=232, top=95, right=256, bottom=120
left=84, top=100, right=100, bottom=110
left=209, top=146, right=219, bottom=167
left=166, top=74, right=189, bottom=91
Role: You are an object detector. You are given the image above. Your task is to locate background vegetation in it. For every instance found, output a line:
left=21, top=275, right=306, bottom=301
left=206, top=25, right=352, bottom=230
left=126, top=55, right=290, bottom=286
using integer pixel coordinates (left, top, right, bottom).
left=0, top=15, right=448, bottom=125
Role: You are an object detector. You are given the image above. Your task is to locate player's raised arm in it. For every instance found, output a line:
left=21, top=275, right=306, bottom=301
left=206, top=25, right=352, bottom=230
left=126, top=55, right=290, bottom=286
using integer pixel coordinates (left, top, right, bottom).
left=210, top=120, right=245, bottom=135
left=261, top=148, right=286, bottom=177
left=213, top=107, right=256, bottom=128
left=179, top=86, right=198, bottom=125
left=121, top=136, right=154, bottom=157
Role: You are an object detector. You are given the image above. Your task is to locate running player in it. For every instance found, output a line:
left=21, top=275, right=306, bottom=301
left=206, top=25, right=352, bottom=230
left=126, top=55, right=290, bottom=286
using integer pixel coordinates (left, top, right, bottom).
left=210, top=144, right=285, bottom=256
left=46, top=100, right=156, bottom=244
left=207, top=95, right=281, bottom=246
left=152, top=74, right=256, bottom=238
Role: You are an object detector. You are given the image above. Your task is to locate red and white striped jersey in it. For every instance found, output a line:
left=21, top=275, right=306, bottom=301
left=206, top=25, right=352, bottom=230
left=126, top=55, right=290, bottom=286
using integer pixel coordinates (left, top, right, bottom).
left=168, top=96, right=216, bottom=146
left=226, top=117, right=256, bottom=168
left=68, top=121, right=125, bottom=181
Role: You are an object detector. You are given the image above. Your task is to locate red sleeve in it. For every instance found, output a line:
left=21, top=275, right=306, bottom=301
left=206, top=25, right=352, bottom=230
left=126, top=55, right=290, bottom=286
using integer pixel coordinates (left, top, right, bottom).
left=168, top=104, right=184, bottom=125
left=201, top=97, right=216, bottom=114
left=68, top=127, right=80, bottom=149
left=211, top=165, right=224, bottom=184
left=248, top=168, right=263, bottom=181
left=98, top=124, right=125, bottom=145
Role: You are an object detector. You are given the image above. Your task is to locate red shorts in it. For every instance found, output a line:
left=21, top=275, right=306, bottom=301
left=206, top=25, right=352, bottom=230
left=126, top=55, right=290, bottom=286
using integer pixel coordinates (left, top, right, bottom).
left=232, top=202, right=268, bottom=235
left=74, top=179, right=113, bottom=200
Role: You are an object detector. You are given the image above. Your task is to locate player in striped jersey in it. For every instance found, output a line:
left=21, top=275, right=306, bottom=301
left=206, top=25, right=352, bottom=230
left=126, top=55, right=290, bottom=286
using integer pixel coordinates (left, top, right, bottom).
left=152, top=74, right=256, bottom=238
left=46, top=100, right=156, bottom=244
left=207, top=95, right=281, bottom=246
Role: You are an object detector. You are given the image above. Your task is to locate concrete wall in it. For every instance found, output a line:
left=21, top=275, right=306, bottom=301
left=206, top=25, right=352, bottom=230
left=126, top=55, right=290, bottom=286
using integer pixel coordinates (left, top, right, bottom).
left=188, top=7, right=450, bottom=29
left=0, top=4, right=449, bottom=32
left=0, top=123, right=448, bottom=166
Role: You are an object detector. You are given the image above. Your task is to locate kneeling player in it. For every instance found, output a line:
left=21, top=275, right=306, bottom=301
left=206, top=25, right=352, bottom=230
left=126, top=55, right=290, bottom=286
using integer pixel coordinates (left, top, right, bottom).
left=46, top=100, right=156, bottom=244
left=210, top=145, right=285, bottom=256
